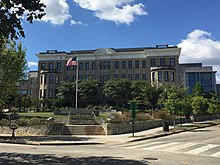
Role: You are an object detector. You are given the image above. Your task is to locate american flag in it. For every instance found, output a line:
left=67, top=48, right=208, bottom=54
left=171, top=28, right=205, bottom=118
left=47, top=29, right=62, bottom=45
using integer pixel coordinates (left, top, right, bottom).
left=66, top=57, right=77, bottom=66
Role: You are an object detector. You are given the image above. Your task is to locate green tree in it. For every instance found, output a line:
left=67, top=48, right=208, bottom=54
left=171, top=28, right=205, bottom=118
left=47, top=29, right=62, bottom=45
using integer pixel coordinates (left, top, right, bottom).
left=103, top=79, right=132, bottom=106
left=207, top=93, right=220, bottom=114
left=78, top=79, right=100, bottom=106
left=53, top=82, right=76, bottom=108
left=130, top=80, right=147, bottom=103
left=0, top=41, right=27, bottom=110
left=0, top=0, right=45, bottom=43
left=192, top=82, right=204, bottom=96
left=191, top=96, right=208, bottom=116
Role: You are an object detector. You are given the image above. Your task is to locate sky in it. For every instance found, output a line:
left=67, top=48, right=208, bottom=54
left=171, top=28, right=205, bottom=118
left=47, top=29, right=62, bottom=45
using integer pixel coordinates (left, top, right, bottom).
left=19, top=0, right=220, bottom=83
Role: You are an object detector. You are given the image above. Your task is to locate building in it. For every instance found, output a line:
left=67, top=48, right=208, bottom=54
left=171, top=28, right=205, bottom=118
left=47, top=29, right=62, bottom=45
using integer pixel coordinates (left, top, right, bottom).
left=36, top=45, right=181, bottom=104
left=179, top=63, right=216, bottom=94
left=35, top=44, right=217, bottom=107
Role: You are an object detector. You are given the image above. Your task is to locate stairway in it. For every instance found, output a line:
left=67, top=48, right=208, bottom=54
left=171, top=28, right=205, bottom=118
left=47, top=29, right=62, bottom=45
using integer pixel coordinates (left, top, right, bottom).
left=64, top=125, right=106, bottom=135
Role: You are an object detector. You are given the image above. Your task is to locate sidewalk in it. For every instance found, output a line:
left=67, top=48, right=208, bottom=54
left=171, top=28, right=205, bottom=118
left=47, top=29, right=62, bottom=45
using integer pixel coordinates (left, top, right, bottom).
left=0, top=121, right=219, bottom=145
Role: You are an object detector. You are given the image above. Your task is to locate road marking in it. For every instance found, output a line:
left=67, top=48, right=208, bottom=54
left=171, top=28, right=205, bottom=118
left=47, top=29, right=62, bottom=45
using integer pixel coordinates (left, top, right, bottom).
left=211, top=151, right=220, bottom=158
left=161, top=142, right=199, bottom=152
left=185, top=144, right=219, bottom=155
left=142, top=142, right=180, bottom=150
left=126, top=142, right=163, bottom=149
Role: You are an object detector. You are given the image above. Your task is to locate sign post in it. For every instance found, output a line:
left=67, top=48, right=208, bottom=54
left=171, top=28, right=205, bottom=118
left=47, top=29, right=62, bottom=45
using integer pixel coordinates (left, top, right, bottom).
left=130, top=102, right=137, bottom=137
left=9, top=114, right=19, bottom=138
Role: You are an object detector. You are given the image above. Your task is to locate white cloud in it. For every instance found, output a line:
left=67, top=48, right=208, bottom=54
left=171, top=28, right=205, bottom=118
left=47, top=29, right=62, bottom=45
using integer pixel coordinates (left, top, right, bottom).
left=28, top=62, right=38, bottom=68
left=40, top=0, right=71, bottom=25
left=73, top=0, right=147, bottom=25
left=178, top=29, right=220, bottom=83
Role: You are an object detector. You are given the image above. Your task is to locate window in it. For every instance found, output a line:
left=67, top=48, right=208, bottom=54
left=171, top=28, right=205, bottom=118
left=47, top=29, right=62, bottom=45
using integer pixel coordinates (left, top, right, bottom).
left=158, top=71, right=162, bottom=81
left=49, top=62, right=53, bottom=70
left=171, top=72, right=175, bottom=82
left=150, top=59, right=156, bottom=67
left=44, top=89, right=46, bottom=98
left=79, top=75, right=83, bottom=80
left=152, top=72, right=155, bottom=82
left=142, top=74, right=146, bottom=80
left=49, top=74, right=53, bottom=84
left=170, top=58, right=175, bottom=66
left=108, top=61, right=110, bottom=69
left=30, top=79, right=33, bottom=85
left=30, top=89, right=32, bottom=95
left=55, top=75, right=59, bottom=84
left=122, top=61, right=126, bottom=69
left=129, top=74, right=133, bottom=80
left=92, top=75, right=95, bottom=80
left=67, top=66, right=71, bottom=71
left=122, top=74, right=126, bottom=79
left=115, top=74, right=119, bottom=79
left=103, top=61, right=107, bottom=69
left=66, top=76, right=70, bottom=82
left=100, top=75, right=103, bottom=83
left=57, top=62, right=61, bottom=70
left=40, top=75, right=43, bottom=84
left=142, top=60, right=146, bottom=68
left=135, top=61, right=139, bottom=68
left=165, top=71, right=169, bottom=82
left=73, top=75, right=76, bottom=81
left=92, top=62, right=95, bottom=70
left=41, top=63, right=46, bottom=70
left=79, top=63, right=83, bottom=70
left=128, top=61, right=132, bottom=69
left=40, top=89, right=42, bottom=98
left=103, top=75, right=107, bottom=82
left=135, top=74, right=140, bottom=80
left=73, top=66, right=77, bottom=71
left=49, top=89, right=53, bottom=98
left=85, top=62, right=89, bottom=70
left=85, top=75, right=89, bottom=80
left=115, top=61, right=119, bottom=69
left=160, top=58, right=165, bottom=66
left=44, top=75, right=47, bottom=84
left=100, top=62, right=103, bottom=70
left=107, top=74, right=110, bottom=80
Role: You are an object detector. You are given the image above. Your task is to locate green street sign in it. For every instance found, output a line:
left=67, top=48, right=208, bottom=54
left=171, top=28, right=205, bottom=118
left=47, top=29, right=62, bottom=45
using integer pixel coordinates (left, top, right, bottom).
left=130, top=102, right=137, bottom=118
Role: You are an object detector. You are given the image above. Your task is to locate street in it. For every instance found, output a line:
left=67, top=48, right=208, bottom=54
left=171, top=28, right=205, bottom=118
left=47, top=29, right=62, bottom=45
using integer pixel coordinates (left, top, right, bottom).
left=0, top=125, right=220, bottom=164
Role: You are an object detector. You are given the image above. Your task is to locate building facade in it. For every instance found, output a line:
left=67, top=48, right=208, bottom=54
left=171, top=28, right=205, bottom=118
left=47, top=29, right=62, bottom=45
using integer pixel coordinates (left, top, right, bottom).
left=36, top=45, right=181, bottom=103
left=179, top=63, right=217, bottom=94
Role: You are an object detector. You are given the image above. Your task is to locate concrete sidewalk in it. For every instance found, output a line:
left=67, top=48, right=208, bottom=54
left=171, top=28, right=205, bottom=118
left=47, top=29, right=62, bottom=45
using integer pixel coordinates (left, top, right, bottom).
left=0, top=121, right=219, bottom=145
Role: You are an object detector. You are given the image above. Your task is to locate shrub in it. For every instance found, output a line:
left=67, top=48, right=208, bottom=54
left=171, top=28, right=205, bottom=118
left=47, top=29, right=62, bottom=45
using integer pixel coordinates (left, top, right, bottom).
left=136, top=112, right=151, bottom=121
left=153, top=110, right=170, bottom=120
left=0, top=118, right=9, bottom=126
left=87, top=104, right=94, bottom=109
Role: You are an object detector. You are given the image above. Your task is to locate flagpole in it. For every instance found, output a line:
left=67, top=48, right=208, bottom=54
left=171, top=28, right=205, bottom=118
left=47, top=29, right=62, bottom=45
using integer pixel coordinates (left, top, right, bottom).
left=75, top=54, right=78, bottom=109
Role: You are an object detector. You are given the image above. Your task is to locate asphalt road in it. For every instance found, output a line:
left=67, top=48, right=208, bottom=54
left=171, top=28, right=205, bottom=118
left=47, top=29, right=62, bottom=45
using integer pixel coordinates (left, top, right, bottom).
left=0, top=125, right=220, bottom=164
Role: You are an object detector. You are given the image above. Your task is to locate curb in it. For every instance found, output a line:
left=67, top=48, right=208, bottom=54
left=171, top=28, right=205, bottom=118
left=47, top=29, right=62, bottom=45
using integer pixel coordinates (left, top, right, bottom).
left=128, top=122, right=219, bottom=143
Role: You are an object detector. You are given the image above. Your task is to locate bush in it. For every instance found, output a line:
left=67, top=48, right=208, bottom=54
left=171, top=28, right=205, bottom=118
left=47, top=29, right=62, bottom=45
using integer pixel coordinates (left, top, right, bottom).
left=136, top=112, right=151, bottom=121
left=153, top=110, right=170, bottom=120
left=87, top=104, right=94, bottom=109
left=0, top=118, right=9, bottom=126
left=19, top=117, right=45, bottom=126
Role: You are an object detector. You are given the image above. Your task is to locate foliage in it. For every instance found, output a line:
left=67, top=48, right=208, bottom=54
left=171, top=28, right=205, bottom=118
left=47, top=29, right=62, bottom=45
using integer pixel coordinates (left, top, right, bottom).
left=0, top=118, right=9, bottom=126
left=53, top=82, right=76, bottom=108
left=78, top=79, right=99, bottom=105
left=18, top=117, right=45, bottom=126
left=207, top=93, right=220, bottom=114
left=191, top=96, right=208, bottom=115
left=0, top=0, right=45, bottom=43
left=153, top=110, right=171, bottom=120
left=130, top=80, right=147, bottom=103
left=145, top=85, right=162, bottom=110
left=103, top=79, right=132, bottom=106
left=0, top=41, right=27, bottom=109
left=192, top=82, right=204, bottom=96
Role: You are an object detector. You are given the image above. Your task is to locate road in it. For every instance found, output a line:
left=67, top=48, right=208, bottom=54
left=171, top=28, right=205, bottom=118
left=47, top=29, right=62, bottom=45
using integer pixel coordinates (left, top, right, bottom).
left=0, top=125, right=220, bottom=164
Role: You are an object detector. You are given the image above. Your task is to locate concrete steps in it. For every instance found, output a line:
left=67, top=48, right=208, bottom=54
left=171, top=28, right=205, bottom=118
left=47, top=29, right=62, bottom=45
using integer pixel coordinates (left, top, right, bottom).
left=63, top=125, right=106, bottom=135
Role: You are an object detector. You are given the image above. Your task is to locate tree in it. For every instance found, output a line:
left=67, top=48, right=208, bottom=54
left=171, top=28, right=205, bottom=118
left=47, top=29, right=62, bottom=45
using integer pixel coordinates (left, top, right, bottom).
left=53, top=82, right=76, bottom=108
left=78, top=79, right=100, bottom=106
left=192, top=82, right=204, bottom=96
left=103, top=79, right=132, bottom=106
left=191, top=96, right=208, bottom=116
left=130, top=80, right=147, bottom=103
left=207, top=93, right=220, bottom=114
left=0, top=0, right=46, bottom=43
left=0, top=41, right=27, bottom=110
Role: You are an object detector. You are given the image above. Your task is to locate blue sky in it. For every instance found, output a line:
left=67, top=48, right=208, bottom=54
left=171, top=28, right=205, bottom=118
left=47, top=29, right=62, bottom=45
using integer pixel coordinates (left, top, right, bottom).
left=19, top=0, right=220, bottom=82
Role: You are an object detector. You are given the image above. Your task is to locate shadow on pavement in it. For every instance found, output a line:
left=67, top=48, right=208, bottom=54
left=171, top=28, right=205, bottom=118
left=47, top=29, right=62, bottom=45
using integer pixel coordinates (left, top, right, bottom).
left=0, top=152, right=148, bottom=165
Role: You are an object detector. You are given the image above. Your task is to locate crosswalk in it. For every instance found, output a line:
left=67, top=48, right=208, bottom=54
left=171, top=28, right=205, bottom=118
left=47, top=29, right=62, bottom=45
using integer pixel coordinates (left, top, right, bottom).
left=111, top=141, right=220, bottom=158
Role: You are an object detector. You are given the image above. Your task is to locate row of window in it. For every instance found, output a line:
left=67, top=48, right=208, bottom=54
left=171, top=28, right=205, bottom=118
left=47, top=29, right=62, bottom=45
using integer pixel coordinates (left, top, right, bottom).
left=39, top=89, right=56, bottom=99
left=152, top=71, right=175, bottom=82
left=40, top=74, right=60, bottom=85
left=40, top=58, right=176, bottom=71
left=66, top=74, right=147, bottom=83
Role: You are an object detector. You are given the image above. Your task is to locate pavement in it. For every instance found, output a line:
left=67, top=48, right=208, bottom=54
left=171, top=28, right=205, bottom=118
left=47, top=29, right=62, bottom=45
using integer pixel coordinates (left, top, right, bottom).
left=0, top=120, right=219, bottom=146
